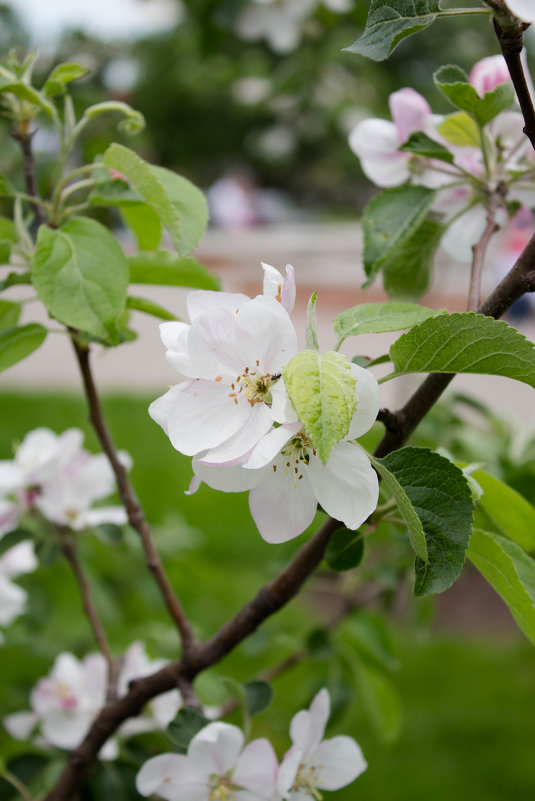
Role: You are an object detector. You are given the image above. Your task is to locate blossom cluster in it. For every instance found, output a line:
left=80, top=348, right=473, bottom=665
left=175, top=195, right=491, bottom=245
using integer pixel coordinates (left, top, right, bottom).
left=349, top=54, right=535, bottom=262
left=0, top=427, right=128, bottom=633
left=3, top=642, right=182, bottom=760
left=136, top=687, right=366, bottom=801
left=149, top=263, right=380, bottom=543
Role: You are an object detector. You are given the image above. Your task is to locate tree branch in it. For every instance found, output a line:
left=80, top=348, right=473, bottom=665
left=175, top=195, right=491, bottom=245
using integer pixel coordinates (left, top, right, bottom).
left=468, top=190, right=501, bottom=311
left=494, top=17, right=535, bottom=151
left=70, top=338, right=196, bottom=652
left=12, top=126, right=46, bottom=226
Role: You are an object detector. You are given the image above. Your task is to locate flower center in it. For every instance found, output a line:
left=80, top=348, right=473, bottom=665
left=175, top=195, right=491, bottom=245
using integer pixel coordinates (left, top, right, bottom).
left=292, top=762, right=323, bottom=800
left=278, top=431, right=316, bottom=483
left=228, top=361, right=277, bottom=407
left=208, top=774, right=236, bottom=801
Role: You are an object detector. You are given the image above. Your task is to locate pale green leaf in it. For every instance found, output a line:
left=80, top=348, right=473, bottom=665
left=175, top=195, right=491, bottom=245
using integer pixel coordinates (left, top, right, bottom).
left=283, top=350, right=356, bottom=464
left=44, top=62, right=90, bottom=95
left=31, top=217, right=128, bottom=343
left=389, top=313, right=535, bottom=388
left=151, top=165, right=209, bottom=257
left=434, top=65, right=515, bottom=126
left=128, top=251, right=220, bottom=290
left=362, top=186, right=435, bottom=280
left=473, top=470, right=535, bottom=552
left=468, top=528, right=535, bottom=645
left=82, top=101, right=145, bottom=134
left=120, top=204, right=162, bottom=250
left=437, top=112, right=481, bottom=147
left=0, top=299, right=21, bottom=330
left=0, top=323, right=47, bottom=372
left=334, top=301, right=445, bottom=344
left=126, top=295, right=178, bottom=321
left=306, top=291, right=319, bottom=351
left=355, top=661, right=402, bottom=743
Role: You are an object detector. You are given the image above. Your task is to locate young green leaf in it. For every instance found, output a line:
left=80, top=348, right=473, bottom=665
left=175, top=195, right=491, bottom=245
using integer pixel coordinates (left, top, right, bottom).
left=166, top=707, right=211, bottom=753
left=473, top=470, right=535, bottom=552
left=126, top=295, right=178, bottom=321
left=468, top=529, right=535, bottom=645
left=306, top=291, right=319, bottom=351
left=283, top=350, right=356, bottom=463
left=434, top=65, right=515, bottom=126
left=379, top=447, right=474, bottom=596
left=382, top=218, right=444, bottom=301
left=151, top=166, right=209, bottom=257
left=344, top=0, right=442, bottom=62
left=31, top=217, right=128, bottom=343
left=44, top=62, right=90, bottom=96
left=398, top=131, right=454, bottom=163
left=81, top=101, right=145, bottom=134
left=362, top=186, right=435, bottom=280
left=354, top=661, right=402, bottom=744
left=389, top=313, right=535, bottom=388
left=121, top=204, right=162, bottom=250
left=0, top=272, right=32, bottom=292
left=325, top=528, right=365, bottom=571
left=128, top=251, right=220, bottom=290
left=243, top=680, right=274, bottom=716
left=334, top=301, right=445, bottom=344
left=437, top=112, right=481, bottom=147
left=369, top=452, right=428, bottom=562
left=0, top=299, right=21, bottom=330
left=0, top=323, right=47, bottom=372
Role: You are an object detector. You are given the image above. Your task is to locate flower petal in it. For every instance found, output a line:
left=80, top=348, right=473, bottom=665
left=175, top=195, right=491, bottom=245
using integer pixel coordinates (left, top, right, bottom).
left=307, top=442, right=379, bottom=530
left=504, top=0, right=535, bottom=23
left=3, top=711, right=38, bottom=740
left=232, top=296, right=297, bottom=374
left=136, top=753, right=206, bottom=801
left=244, top=422, right=301, bottom=470
left=277, top=748, right=302, bottom=797
left=188, top=722, right=244, bottom=776
left=289, top=688, right=330, bottom=756
left=441, top=204, right=488, bottom=262
left=187, top=290, right=250, bottom=321
left=233, top=738, right=279, bottom=799
left=346, top=364, right=379, bottom=440
left=348, top=118, right=410, bottom=187
left=199, top=403, right=274, bottom=466
left=0, top=575, right=27, bottom=625
left=193, top=459, right=260, bottom=494
left=249, top=465, right=317, bottom=543
left=389, top=87, right=431, bottom=144
left=311, top=735, right=367, bottom=790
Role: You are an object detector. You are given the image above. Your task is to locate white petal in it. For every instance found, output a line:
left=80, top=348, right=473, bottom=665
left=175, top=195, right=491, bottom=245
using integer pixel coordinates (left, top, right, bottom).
left=187, top=290, right=250, bottom=321
left=188, top=722, right=244, bottom=776
left=346, top=364, right=379, bottom=440
left=159, top=321, right=190, bottom=350
left=199, top=404, right=274, bottom=465
left=290, top=689, right=330, bottom=756
left=41, top=710, right=93, bottom=749
left=233, top=738, right=279, bottom=799
left=3, top=711, right=38, bottom=740
left=307, top=443, right=379, bottom=530
left=149, top=382, right=188, bottom=436
left=348, top=118, right=410, bottom=187
left=281, top=264, right=296, bottom=313
left=504, top=0, right=535, bottom=23
left=193, top=459, right=260, bottom=494
left=0, top=462, right=25, bottom=494
left=277, top=748, right=302, bottom=797
left=261, top=262, right=296, bottom=313
left=244, top=423, right=301, bottom=470
left=136, top=753, right=206, bottom=801
left=0, top=575, right=27, bottom=625
left=441, top=205, right=488, bottom=262
left=0, top=541, right=37, bottom=579
left=232, top=296, right=297, bottom=374
left=0, top=498, right=21, bottom=536
left=249, top=465, right=317, bottom=543
left=311, top=735, right=367, bottom=790
left=79, top=506, right=128, bottom=528
left=98, top=737, right=119, bottom=761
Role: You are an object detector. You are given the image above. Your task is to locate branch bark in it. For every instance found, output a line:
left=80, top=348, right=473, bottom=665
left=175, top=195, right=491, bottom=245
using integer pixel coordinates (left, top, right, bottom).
left=494, top=18, right=535, bottom=151
left=468, top=190, right=501, bottom=311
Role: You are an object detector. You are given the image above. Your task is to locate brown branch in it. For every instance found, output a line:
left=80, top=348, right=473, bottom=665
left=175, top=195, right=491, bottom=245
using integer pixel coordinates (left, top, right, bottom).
left=494, top=17, right=535, bottom=151
left=12, top=126, right=46, bottom=227
left=468, top=191, right=501, bottom=311
left=70, top=338, right=196, bottom=652
left=57, top=528, right=118, bottom=697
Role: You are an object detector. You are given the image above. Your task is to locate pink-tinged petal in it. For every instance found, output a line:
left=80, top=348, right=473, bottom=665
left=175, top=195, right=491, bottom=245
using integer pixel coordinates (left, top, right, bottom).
left=3, top=711, right=38, bottom=740
left=149, top=383, right=189, bottom=436
left=233, top=738, right=279, bottom=799
left=310, top=735, right=367, bottom=790
left=441, top=204, right=488, bottom=262
left=289, top=689, right=330, bottom=756
left=199, top=403, right=274, bottom=466
left=504, top=0, right=535, bottom=23
left=232, top=296, right=297, bottom=374
left=163, top=380, right=250, bottom=456
left=281, top=264, right=296, bottom=313
left=307, top=442, right=379, bottom=531
left=136, top=753, right=206, bottom=801
left=187, top=290, right=250, bottom=321
left=188, top=722, right=244, bottom=776
left=389, top=87, right=431, bottom=144
left=346, top=364, right=379, bottom=440
left=277, top=748, right=302, bottom=797
left=244, top=422, right=301, bottom=470
left=349, top=119, right=410, bottom=187
left=249, top=466, right=317, bottom=543
left=0, top=541, right=37, bottom=579
left=0, top=575, right=26, bottom=625
left=469, top=55, right=510, bottom=97
left=261, top=262, right=296, bottom=313
left=193, top=459, right=260, bottom=494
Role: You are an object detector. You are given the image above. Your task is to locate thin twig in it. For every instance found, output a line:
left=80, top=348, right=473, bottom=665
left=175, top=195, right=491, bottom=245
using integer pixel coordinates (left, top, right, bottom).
left=12, top=127, right=46, bottom=226
left=468, top=190, right=501, bottom=311
left=494, top=18, right=535, bottom=151
left=71, top=338, right=196, bottom=652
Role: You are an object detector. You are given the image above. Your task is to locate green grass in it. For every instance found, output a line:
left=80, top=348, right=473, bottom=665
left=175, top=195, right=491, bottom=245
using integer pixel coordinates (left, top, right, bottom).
left=1, top=391, right=534, bottom=800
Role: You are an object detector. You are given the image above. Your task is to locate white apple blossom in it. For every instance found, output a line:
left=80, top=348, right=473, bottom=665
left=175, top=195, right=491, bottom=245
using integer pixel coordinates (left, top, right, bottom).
left=277, top=688, right=367, bottom=799
left=191, top=363, right=379, bottom=543
left=0, top=538, right=37, bottom=631
left=136, top=721, right=279, bottom=801
left=504, top=0, right=535, bottom=23
left=149, top=294, right=298, bottom=466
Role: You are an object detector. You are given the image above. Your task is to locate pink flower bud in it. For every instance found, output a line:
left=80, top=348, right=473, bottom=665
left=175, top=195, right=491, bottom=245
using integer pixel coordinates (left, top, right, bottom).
left=469, top=55, right=510, bottom=97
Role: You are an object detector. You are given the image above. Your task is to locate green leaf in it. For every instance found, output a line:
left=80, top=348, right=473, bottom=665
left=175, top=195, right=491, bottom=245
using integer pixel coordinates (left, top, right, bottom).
left=473, top=470, right=535, bottom=552
left=325, top=528, right=365, bottom=571
left=128, top=251, right=220, bottom=290
left=362, top=186, right=435, bottom=281
left=0, top=323, right=47, bottom=372
left=0, top=216, right=16, bottom=263
left=434, top=65, right=515, bottom=126
left=437, top=112, right=481, bottom=147
left=380, top=448, right=474, bottom=596
left=126, top=295, right=178, bottom=321
left=0, top=78, right=56, bottom=119
left=243, top=680, right=274, bottom=716
left=166, top=707, right=210, bottom=753
left=44, top=62, right=90, bottom=95
left=343, top=611, right=400, bottom=673
left=31, top=218, right=128, bottom=343
left=104, top=144, right=208, bottom=255
left=344, top=0, right=442, bottom=62
left=468, top=529, right=535, bottom=645
left=369, top=452, right=428, bottom=561
left=306, top=291, right=319, bottom=351
left=0, top=528, right=32, bottom=557
left=382, top=218, right=444, bottom=301
left=283, top=350, right=356, bottom=464
left=0, top=177, right=14, bottom=197
left=81, top=101, right=145, bottom=134
left=0, top=271, right=32, bottom=292
left=389, top=313, right=535, bottom=389
left=120, top=204, right=162, bottom=250
left=0, top=299, right=21, bottom=330
left=88, top=181, right=141, bottom=208
left=398, top=131, right=454, bottom=163
left=334, top=301, right=444, bottom=344
left=355, top=661, right=402, bottom=743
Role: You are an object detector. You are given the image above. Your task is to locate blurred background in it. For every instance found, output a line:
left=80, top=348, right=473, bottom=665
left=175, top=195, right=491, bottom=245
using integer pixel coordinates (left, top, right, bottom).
left=1, top=2, right=535, bottom=799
